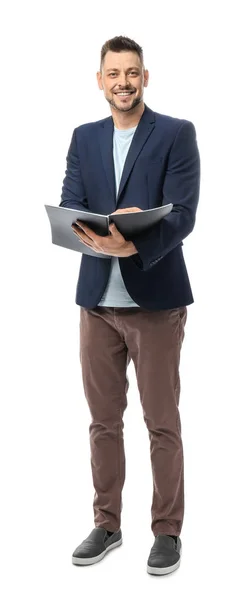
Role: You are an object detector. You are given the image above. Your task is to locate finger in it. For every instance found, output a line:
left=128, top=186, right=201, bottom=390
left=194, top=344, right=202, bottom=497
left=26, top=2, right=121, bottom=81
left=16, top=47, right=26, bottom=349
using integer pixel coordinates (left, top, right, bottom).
left=72, top=224, right=83, bottom=234
left=72, top=226, right=82, bottom=238
left=75, top=220, right=89, bottom=230
left=82, top=240, right=94, bottom=247
left=72, top=228, right=94, bottom=247
left=75, top=221, right=94, bottom=235
left=74, top=221, right=90, bottom=236
left=76, top=221, right=95, bottom=240
left=126, top=207, right=143, bottom=212
left=73, top=231, right=87, bottom=244
left=109, top=223, right=123, bottom=237
left=75, top=221, right=102, bottom=243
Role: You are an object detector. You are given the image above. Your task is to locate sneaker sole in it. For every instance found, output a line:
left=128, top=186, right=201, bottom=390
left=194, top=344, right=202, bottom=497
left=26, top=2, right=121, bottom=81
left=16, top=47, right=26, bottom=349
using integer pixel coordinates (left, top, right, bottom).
left=72, top=538, right=122, bottom=565
left=147, top=544, right=182, bottom=575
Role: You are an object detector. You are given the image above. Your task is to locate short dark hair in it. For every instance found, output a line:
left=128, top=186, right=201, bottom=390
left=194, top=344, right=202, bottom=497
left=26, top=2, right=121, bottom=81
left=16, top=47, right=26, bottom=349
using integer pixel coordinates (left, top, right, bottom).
left=100, top=35, right=144, bottom=72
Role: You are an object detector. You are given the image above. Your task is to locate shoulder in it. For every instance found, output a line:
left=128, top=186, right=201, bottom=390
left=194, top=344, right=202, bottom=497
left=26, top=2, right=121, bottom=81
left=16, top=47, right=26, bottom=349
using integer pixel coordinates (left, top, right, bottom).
left=74, top=114, right=111, bottom=136
left=153, top=109, right=196, bottom=136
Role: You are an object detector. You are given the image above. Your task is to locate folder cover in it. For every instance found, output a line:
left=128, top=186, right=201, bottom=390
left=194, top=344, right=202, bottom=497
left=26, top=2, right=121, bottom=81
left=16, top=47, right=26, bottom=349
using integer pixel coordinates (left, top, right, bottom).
left=45, top=203, right=173, bottom=259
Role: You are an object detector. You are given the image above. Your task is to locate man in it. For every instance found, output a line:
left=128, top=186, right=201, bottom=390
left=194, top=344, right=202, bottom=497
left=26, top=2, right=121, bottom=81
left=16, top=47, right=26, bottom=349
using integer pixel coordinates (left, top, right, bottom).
left=60, top=35, right=200, bottom=576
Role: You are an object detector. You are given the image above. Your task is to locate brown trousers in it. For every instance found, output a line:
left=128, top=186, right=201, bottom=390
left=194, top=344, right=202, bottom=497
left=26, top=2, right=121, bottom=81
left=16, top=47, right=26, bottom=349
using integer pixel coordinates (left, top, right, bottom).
left=79, top=305, right=187, bottom=537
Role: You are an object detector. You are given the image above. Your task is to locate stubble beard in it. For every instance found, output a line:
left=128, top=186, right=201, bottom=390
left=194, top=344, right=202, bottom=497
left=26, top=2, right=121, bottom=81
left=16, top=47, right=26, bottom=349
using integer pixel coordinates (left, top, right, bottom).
left=106, top=92, right=143, bottom=112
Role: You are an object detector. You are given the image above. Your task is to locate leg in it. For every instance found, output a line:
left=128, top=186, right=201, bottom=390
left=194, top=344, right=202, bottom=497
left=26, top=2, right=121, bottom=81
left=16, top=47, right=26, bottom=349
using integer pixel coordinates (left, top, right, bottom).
left=79, top=307, right=130, bottom=532
left=121, top=306, right=187, bottom=537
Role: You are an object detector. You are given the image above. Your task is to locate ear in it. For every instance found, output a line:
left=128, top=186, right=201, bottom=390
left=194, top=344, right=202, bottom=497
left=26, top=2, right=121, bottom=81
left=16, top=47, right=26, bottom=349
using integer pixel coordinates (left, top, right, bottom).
left=143, top=69, right=149, bottom=88
left=96, top=72, right=103, bottom=90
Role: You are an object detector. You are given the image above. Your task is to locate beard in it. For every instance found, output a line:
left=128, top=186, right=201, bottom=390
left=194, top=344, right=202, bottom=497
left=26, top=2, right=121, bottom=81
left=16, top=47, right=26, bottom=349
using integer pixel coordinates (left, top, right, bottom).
left=106, top=92, right=143, bottom=112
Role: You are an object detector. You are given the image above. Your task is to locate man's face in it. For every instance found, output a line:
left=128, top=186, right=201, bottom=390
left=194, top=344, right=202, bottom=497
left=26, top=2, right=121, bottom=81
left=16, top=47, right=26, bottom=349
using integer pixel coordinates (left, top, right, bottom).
left=97, top=50, right=149, bottom=112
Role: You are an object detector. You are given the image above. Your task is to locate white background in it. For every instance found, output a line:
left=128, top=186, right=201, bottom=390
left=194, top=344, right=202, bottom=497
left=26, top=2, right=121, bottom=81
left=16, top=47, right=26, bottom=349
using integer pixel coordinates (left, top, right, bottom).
left=1, top=0, right=251, bottom=597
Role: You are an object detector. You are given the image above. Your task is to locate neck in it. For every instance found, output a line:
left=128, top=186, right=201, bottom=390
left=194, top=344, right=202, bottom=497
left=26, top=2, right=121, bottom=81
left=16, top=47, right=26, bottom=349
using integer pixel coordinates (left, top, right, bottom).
left=111, top=101, right=145, bottom=130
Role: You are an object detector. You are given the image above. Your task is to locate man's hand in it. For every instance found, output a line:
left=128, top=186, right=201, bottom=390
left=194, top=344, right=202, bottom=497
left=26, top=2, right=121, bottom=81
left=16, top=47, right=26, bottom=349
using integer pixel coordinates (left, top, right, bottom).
left=110, top=207, right=143, bottom=215
left=71, top=207, right=142, bottom=257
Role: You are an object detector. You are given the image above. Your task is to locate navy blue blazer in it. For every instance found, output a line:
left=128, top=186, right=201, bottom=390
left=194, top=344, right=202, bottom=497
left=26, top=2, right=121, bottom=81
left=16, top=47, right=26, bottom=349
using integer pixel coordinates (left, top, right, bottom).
left=59, top=103, right=200, bottom=310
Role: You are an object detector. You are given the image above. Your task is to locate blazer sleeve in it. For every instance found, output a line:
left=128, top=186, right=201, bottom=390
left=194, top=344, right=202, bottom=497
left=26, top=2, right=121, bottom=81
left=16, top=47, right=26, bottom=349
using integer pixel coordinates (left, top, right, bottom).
left=129, top=120, right=201, bottom=271
left=59, top=128, right=92, bottom=212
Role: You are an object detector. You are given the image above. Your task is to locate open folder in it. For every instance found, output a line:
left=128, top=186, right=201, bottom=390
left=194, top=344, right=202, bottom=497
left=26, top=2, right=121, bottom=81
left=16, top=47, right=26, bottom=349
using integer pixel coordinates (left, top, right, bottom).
left=45, top=203, right=173, bottom=259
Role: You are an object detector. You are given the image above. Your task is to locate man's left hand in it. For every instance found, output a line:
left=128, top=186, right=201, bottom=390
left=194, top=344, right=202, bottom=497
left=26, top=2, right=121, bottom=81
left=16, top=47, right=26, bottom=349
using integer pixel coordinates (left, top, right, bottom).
left=71, top=221, right=138, bottom=257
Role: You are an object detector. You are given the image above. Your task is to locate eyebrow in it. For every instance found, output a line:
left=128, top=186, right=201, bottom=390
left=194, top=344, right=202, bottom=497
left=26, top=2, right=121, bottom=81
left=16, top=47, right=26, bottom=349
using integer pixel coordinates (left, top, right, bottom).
left=106, top=67, right=140, bottom=72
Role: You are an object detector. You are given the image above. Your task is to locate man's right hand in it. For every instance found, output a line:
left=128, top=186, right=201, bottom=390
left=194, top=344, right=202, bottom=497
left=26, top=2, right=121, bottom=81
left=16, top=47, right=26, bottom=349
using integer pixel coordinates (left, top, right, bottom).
left=110, top=207, right=143, bottom=214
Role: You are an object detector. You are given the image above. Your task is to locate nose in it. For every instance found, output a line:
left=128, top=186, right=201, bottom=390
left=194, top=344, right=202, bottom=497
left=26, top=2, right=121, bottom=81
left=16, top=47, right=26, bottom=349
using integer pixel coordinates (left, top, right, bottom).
left=117, top=74, right=129, bottom=88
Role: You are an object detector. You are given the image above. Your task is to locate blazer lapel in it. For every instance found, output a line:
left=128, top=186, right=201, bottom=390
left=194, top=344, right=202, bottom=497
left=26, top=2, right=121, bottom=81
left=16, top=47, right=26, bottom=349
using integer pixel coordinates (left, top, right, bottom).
left=98, top=104, right=156, bottom=209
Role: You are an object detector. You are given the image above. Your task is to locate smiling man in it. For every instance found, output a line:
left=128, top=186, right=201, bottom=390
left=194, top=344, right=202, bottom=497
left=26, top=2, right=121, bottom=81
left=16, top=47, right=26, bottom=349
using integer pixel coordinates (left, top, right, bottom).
left=60, top=35, right=200, bottom=576
left=98, top=49, right=148, bottom=123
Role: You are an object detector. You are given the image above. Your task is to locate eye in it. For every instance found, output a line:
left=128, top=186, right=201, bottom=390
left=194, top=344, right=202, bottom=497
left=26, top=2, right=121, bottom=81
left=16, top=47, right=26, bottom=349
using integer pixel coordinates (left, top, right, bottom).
left=109, top=71, right=138, bottom=76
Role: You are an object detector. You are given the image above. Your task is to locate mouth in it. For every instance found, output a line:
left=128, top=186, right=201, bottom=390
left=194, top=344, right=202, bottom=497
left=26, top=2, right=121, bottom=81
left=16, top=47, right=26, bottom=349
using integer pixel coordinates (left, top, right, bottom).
left=114, top=91, right=135, bottom=99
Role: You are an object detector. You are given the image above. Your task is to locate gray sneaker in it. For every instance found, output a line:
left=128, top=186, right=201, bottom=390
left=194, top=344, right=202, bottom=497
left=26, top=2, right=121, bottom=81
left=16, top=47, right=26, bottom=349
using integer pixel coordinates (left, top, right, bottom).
left=72, top=527, right=122, bottom=565
left=147, top=534, right=182, bottom=575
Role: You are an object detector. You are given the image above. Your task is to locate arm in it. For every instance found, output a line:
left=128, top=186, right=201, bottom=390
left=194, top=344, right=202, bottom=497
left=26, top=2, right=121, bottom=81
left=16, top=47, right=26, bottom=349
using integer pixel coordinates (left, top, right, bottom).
left=59, top=128, right=92, bottom=213
left=129, top=120, right=201, bottom=271
left=60, top=130, right=138, bottom=256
